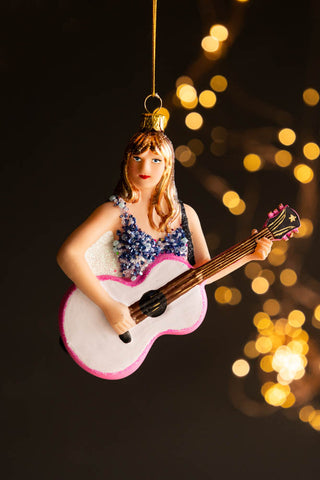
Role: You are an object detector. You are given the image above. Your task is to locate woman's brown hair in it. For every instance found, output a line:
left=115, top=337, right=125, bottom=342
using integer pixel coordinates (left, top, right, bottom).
left=114, top=130, right=179, bottom=232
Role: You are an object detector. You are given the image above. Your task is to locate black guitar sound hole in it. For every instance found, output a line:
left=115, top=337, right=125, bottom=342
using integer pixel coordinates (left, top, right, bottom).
left=139, top=290, right=167, bottom=317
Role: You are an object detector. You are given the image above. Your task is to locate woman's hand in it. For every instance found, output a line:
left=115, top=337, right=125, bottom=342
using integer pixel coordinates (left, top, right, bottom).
left=102, top=299, right=136, bottom=335
left=248, top=229, right=273, bottom=261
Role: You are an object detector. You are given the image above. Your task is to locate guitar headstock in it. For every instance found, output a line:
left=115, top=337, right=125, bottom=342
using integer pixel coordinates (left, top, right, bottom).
left=264, top=204, right=300, bottom=241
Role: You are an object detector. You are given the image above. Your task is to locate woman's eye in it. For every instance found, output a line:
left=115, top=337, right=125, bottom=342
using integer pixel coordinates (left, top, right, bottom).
left=133, top=156, right=141, bottom=162
left=152, top=158, right=162, bottom=163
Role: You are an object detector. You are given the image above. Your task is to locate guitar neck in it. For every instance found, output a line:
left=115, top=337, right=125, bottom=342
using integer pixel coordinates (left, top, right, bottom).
left=129, top=226, right=273, bottom=323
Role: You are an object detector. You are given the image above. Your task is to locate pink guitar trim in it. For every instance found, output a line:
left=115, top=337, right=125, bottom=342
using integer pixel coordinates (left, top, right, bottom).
left=59, top=254, right=208, bottom=380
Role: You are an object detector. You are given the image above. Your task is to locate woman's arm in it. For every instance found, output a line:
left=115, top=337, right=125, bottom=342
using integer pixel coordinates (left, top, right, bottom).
left=184, top=205, right=272, bottom=285
left=57, top=203, right=135, bottom=334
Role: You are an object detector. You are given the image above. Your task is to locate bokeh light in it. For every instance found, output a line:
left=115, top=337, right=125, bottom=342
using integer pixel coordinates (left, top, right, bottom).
left=288, top=310, right=306, bottom=328
left=303, top=88, right=319, bottom=106
left=251, top=277, right=269, bottom=294
left=199, top=90, right=217, bottom=108
left=232, top=359, right=250, bottom=377
left=274, top=150, right=292, bottom=167
left=187, top=138, right=204, bottom=155
left=244, top=340, right=260, bottom=358
left=185, top=112, right=203, bottom=130
left=229, top=199, right=246, bottom=215
left=210, top=24, right=229, bottom=41
left=303, top=142, right=320, bottom=160
left=295, top=218, right=313, bottom=238
left=299, top=405, right=315, bottom=422
left=222, top=190, right=240, bottom=208
left=243, top=153, right=262, bottom=172
left=210, top=75, right=228, bottom=92
left=175, top=76, right=193, bottom=87
left=175, top=145, right=196, bottom=167
left=278, top=128, right=296, bottom=146
left=280, top=268, right=297, bottom=287
left=293, top=164, right=314, bottom=183
left=215, top=286, right=232, bottom=304
left=245, top=262, right=262, bottom=279
left=201, top=35, right=220, bottom=52
left=263, top=299, right=280, bottom=316
left=211, top=126, right=227, bottom=142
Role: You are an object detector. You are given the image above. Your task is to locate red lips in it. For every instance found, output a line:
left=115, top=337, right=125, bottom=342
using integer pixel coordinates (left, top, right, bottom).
left=139, top=175, right=151, bottom=179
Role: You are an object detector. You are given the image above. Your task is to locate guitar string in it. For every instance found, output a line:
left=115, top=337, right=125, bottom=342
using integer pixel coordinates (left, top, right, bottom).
left=130, top=228, right=273, bottom=321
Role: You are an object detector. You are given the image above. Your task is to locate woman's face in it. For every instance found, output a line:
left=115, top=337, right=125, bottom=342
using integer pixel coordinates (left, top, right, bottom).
left=127, top=148, right=166, bottom=192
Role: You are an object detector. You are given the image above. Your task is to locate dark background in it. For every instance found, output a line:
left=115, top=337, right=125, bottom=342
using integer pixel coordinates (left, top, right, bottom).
left=2, top=1, right=320, bottom=479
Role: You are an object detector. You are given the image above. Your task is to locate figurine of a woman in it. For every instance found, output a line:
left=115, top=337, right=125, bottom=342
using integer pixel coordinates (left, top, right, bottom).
left=57, top=119, right=272, bottom=337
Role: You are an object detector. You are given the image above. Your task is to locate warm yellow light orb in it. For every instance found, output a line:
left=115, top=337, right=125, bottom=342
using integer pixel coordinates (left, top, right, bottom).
left=210, top=24, right=229, bottom=42
left=229, top=199, right=246, bottom=216
left=187, top=138, right=204, bottom=155
left=228, top=288, right=242, bottom=305
left=175, top=145, right=196, bottom=167
left=294, top=164, right=314, bottom=184
left=303, top=88, right=319, bottom=106
left=253, top=311, right=271, bottom=328
left=243, top=153, right=262, bottom=172
left=295, top=218, right=313, bottom=238
left=264, top=383, right=289, bottom=406
left=281, top=392, right=296, bottom=409
left=309, top=411, right=320, bottom=431
left=303, top=142, right=320, bottom=160
left=268, top=249, right=286, bottom=266
left=232, top=359, right=250, bottom=377
left=215, top=286, right=232, bottom=304
left=260, top=355, right=274, bottom=372
left=314, top=305, right=320, bottom=321
left=201, top=35, right=220, bottom=53
left=222, top=190, right=240, bottom=208
left=274, top=150, right=292, bottom=167
left=299, top=405, right=315, bottom=422
left=210, top=75, right=228, bottom=92
left=256, top=336, right=273, bottom=354
left=244, top=340, right=259, bottom=359
left=176, top=76, right=193, bottom=87
left=263, top=299, right=280, bottom=316
left=280, top=268, right=297, bottom=287
left=252, top=277, right=269, bottom=294
left=245, top=262, right=262, bottom=279
left=288, top=310, right=306, bottom=328
left=236, top=0, right=250, bottom=3
left=199, top=90, right=217, bottom=108
left=278, top=128, right=296, bottom=146
left=177, top=84, right=197, bottom=102
left=180, top=98, right=198, bottom=110
left=185, top=112, right=203, bottom=130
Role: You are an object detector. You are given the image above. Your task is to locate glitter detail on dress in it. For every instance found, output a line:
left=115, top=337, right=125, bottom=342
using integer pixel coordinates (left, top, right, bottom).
left=85, top=231, right=120, bottom=276
left=109, top=195, right=188, bottom=281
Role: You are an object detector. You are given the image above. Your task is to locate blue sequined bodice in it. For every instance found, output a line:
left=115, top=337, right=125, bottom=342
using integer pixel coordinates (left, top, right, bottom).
left=110, top=195, right=188, bottom=281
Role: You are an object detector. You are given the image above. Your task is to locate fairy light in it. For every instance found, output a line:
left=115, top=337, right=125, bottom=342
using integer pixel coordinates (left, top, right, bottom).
left=222, top=190, right=240, bottom=208
left=199, top=90, right=217, bottom=108
left=303, top=88, right=319, bottom=106
left=215, top=286, right=232, bottom=304
left=268, top=245, right=287, bottom=266
left=243, top=153, right=262, bottom=172
left=210, top=75, right=228, bottom=92
left=245, top=262, right=262, bottom=279
left=211, top=126, right=227, bottom=142
left=228, top=288, right=242, bottom=305
left=309, top=411, right=320, bottom=431
left=294, top=164, right=314, bottom=183
left=281, top=392, right=296, bottom=408
left=244, top=340, right=259, bottom=358
left=175, top=145, right=196, bottom=167
left=232, top=359, right=250, bottom=377
left=274, top=150, right=292, bottom=167
left=280, top=268, right=297, bottom=287
left=263, top=299, right=280, bottom=316
left=260, top=269, right=275, bottom=285
left=295, top=218, right=313, bottom=238
left=210, top=24, right=229, bottom=42
left=299, top=405, right=315, bottom=422
left=229, top=199, right=246, bottom=215
left=256, top=336, right=273, bottom=353
left=187, top=139, right=204, bottom=155
left=251, top=277, right=269, bottom=294
left=185, top=112, right=203, bottom=130
left=260, top=355, right=274, bottom=372
left=288, top=310, right=306, bottom=328
left=264, top=383, right=290, bottom=406
left=175, top=76, right=193, bottom=87
left=253, top=312, right=271, bottom=329
left=177, top=84, right=197, bottom=102
left=314, top=305, right=320, bottom=321
left=201, top=35, right=220, bottom=53
left=278, top=128, right=296, bottom=146
left=303, top=142, right=320, bottom=160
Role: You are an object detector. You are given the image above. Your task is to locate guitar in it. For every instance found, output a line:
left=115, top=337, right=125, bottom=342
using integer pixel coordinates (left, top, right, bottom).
left=59, top=204, right=300, bottom=379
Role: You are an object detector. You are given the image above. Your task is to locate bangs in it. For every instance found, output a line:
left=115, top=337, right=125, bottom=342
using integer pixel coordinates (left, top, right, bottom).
left=127, top=132, right=172, bottom=159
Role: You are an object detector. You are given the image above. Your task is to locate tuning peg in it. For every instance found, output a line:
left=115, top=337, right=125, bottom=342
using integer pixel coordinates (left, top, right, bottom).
left=293, top=228, right=299, bottom=233
left=273, top=209, right=279, bottom=215
left=268, top=212, right=274, bottom=218
left=278, top=203, right=284, bottom=210
left=283, top=234, right=289, bottom=241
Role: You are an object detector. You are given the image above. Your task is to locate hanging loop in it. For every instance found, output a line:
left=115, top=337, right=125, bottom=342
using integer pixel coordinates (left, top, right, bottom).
left=144, top=93, right=163, bottom=114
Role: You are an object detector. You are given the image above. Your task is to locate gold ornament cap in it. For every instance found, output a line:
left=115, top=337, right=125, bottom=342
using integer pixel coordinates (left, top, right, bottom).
left=140, top=112, right=166, bottom=132
left=140, top=93, right=166, bottom=132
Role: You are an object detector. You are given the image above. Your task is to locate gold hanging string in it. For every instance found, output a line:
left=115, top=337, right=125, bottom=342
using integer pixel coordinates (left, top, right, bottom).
left=152, top=0, right=157, bottom=96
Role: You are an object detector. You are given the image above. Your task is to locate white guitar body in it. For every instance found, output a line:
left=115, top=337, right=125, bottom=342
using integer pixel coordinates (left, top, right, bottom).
left=59, top=254, right=207, bottom=380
